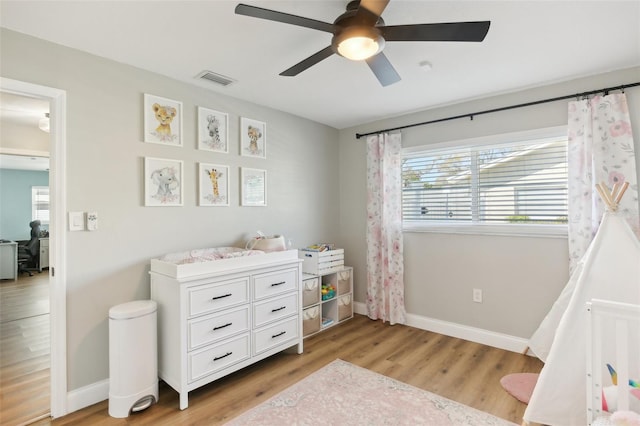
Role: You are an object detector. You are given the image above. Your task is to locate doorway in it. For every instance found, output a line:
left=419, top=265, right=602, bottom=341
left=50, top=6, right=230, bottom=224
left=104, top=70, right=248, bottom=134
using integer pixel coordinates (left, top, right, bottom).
left=0, top=77, right=67, bottom=420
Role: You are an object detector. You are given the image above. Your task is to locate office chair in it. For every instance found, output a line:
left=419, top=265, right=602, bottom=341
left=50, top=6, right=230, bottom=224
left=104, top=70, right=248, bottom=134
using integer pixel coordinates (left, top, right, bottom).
left=17, top=220, right=41, bottom=276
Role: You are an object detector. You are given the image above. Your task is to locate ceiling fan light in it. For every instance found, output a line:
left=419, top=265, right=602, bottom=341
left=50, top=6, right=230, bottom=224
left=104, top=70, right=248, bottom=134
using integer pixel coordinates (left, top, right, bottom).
left=334, top=27, right=384, bottom=61
left=338, top=36, right=379, bottom=60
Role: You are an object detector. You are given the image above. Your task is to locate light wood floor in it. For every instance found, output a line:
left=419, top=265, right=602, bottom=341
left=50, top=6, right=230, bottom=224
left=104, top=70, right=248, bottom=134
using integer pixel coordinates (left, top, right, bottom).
left=29, top=314, right=542, bottom=425
left=0, top=273, right=50, bottom=426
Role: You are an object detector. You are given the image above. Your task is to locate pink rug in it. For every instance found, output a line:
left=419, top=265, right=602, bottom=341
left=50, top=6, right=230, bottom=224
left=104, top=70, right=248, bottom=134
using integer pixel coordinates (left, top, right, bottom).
left=226, top=359, right=518, bottom=425
left=500, top=373, right=539, bottom=404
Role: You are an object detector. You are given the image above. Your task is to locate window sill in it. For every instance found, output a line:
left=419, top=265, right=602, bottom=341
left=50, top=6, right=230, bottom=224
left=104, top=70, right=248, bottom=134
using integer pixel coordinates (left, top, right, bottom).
left=403, top=222, right=568, bottom=238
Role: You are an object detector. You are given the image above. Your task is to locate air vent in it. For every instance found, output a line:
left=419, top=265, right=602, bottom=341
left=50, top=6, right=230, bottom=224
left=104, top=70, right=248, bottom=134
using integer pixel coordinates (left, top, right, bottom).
left=196, top=70, right=236, bottom=87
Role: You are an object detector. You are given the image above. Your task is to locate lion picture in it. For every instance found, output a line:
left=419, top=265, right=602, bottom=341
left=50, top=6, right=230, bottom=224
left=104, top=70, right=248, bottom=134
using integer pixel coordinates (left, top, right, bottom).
left=144, top=94, right=182, bottom=146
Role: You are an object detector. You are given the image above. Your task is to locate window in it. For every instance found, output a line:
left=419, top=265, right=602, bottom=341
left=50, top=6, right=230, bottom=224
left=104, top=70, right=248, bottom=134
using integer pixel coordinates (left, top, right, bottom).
left=402, top=128, right=568, bottom=236
left=32, top=186, right=50, bottom=224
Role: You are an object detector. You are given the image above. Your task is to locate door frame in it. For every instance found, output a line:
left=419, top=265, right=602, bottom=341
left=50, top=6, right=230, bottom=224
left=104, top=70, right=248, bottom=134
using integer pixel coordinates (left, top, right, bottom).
left=1, top=77, right=68, bottom=418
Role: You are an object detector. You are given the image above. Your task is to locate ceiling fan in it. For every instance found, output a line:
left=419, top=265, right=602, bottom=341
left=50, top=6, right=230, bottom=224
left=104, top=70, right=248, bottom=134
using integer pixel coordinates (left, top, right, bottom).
left=235, top=0, right=490, bottom=87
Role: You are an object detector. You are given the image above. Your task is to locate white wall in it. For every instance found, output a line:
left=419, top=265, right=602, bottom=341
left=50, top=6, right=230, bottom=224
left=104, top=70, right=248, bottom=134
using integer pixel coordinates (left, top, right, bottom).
left=1, top=28, right=340, bottom=391
left=338, top=66, right=640, bottom=338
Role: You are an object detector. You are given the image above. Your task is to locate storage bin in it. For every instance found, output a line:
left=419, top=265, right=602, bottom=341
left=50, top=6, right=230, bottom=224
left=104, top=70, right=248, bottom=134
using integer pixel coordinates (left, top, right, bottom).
left=302, top=277, right=320, bottom=307
left=338, top=269, right=351, bottom=295
left=299, top=249, right=344, bottom=275
left=303, top=306, right=321, bottom=336
left=338, top=294, right=352, bottom=321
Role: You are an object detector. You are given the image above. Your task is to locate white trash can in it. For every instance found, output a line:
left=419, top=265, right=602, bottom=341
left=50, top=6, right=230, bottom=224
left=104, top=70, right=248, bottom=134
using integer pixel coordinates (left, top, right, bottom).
left=108, top=300, right=159, bottom=418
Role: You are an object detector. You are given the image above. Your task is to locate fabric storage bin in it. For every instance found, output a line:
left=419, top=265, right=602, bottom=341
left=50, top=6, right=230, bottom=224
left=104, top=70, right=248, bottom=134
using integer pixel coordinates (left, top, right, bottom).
left=302, top=277, right=320, bottom=307
left=338, top=294, right=352, bottom=321
left=338, top=269, right=351, bottom=295
left=303, top=306, right=321, bottom=336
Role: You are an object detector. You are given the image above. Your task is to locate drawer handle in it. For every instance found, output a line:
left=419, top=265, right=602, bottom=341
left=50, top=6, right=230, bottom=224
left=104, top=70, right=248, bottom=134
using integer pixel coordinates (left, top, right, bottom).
left=211, top=293, right=232, bottom=300
left=213, top=352, right=233, bottom=362
left=213, top=322, right=232, bottom=331
left=272, top=331, right=286, bottom=339
left=270, top=281, right=286, bottom=287
left=271, top=306, right=286, bottom=313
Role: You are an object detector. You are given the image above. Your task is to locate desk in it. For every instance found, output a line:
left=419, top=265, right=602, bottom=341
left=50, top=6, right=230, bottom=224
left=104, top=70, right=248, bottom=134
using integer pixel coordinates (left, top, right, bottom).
left=0, top=241, right=18, bottom=280
left=39, top=238, right=49, bottom=271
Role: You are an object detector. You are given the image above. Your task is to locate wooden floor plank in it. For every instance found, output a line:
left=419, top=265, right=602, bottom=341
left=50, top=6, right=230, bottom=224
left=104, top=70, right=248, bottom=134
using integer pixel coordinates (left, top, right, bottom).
left=0, top=273, right=50, bottom=426
left=24, top=314, right=541, bottom=426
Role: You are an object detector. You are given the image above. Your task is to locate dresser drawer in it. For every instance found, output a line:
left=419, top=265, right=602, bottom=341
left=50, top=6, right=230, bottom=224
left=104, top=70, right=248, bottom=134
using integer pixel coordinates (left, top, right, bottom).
left=188, top=334, right=250, bottom=383
left=253, top=316, right=299, bottom=355
left=188, top=278, right=249, bottom=317
left=188, top=305, right=250, bottom=350
left=253, top=268, right=298, bottom=301
left=253, top=293, right=298, bottom=328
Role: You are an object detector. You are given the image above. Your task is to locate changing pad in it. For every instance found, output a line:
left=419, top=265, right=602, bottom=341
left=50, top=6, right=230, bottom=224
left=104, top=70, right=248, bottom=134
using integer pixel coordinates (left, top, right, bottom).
left=150, top=247, right=300, bottom=279
left=157, top=247, right=265, bottom=265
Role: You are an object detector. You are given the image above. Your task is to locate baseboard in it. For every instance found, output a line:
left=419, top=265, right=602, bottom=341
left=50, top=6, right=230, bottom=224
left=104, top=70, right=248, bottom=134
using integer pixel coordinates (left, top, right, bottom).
left=66, top=378, right=109, bottom=414
left=353, top=301, right=530, bottom=354
left=66, top=305, right=529, bottom=414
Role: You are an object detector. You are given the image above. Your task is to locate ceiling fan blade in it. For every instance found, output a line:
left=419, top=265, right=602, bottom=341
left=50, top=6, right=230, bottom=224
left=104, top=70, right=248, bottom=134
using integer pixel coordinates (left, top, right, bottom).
left=365, top=52, right=401, bottom=87
left=235, top=3, right=335, bottom=33
left=382, top=21, right=491, bottom=42
left=280, top=46, right=335, bottom=77
left=355, top=0, right=390, bottom=25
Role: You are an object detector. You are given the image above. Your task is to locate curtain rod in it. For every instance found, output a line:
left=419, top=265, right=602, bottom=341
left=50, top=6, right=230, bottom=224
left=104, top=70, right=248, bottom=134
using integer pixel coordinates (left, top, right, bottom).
left=355, top=81, right=640, bottom=139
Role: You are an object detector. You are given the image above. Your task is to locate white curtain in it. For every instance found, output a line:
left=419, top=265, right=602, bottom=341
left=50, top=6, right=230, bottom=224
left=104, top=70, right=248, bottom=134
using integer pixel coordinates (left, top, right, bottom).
left=567, top=93, right=639, bottom=272
left=366, top=133, right=406, bottom=325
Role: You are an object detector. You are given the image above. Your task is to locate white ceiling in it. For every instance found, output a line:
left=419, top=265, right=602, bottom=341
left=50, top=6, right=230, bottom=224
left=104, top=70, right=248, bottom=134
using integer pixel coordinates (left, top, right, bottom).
left=0, top=154, right=50, bottom=171
left=1, top=1, right=639, bottom=129
left=0, top=92, right=49, bottom=127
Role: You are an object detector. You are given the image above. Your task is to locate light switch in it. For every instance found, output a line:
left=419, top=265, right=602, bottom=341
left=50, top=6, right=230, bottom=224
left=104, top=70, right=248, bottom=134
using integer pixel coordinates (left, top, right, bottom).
left=87, top=212, right=98, bottom=231
left=69, top=212, right=85, bottom=231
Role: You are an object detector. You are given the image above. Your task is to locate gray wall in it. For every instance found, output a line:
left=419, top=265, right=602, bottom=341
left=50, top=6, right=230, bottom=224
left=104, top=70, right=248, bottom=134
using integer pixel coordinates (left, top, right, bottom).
left=1, top=28, right=340, bottom=390
left=0, top=169, right=49, bottom=240
left=338, top=66, right=640, bottom=338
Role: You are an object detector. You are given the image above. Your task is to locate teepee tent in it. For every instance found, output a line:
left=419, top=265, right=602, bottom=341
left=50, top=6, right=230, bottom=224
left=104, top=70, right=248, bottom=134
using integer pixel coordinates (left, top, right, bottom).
left=524, top=183, right=640, bottom=425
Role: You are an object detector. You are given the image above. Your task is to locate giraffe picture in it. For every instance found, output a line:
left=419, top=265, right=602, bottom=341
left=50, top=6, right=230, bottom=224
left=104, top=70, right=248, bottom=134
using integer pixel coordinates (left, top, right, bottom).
left=198, top=163, right=230, bottom=206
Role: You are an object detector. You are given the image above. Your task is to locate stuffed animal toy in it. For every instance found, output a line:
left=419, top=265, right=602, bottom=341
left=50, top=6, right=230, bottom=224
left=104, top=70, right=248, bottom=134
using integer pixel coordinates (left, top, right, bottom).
left=602, top=364, right=640, bottom=413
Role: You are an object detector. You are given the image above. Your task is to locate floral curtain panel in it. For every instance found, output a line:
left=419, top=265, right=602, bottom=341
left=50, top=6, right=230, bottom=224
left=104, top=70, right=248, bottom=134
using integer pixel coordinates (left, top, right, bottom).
left=567, top=92, right=638, bottom=272
left=366, top=133, right=406, bottom=325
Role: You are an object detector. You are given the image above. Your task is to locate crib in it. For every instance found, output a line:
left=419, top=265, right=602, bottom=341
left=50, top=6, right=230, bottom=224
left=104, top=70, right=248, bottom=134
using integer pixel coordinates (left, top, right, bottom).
left=586, top=299, right=640, bottom=425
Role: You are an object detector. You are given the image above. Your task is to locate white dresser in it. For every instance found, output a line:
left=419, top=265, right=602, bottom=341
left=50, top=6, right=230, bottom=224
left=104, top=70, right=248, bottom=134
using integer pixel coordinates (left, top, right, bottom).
left=150, top=250, right=303, bottom=409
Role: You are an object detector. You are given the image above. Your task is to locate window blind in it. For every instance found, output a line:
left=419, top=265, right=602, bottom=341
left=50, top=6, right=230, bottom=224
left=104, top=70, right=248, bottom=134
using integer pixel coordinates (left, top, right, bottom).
left=32, top=186, right=50, bottom=224
left=402, top=138, right=568, bottom=225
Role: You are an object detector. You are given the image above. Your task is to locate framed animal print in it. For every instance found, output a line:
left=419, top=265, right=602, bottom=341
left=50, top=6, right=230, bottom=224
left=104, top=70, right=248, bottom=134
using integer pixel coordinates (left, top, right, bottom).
left=198, top=107, right=228, bottom=153
left=199, top=163, right=230, bottom=206
left=144, top=157, right=183, bottom=206
left=144, top=94, right=183, bottom=146
left=241, top=167, right=267, bottom=207
left=240, top=117, right=266, bottom=158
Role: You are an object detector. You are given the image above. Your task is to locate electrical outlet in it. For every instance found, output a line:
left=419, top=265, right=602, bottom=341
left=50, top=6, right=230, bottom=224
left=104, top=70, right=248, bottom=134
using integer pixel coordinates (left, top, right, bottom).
left=473, top=288, right=483, bottom=303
